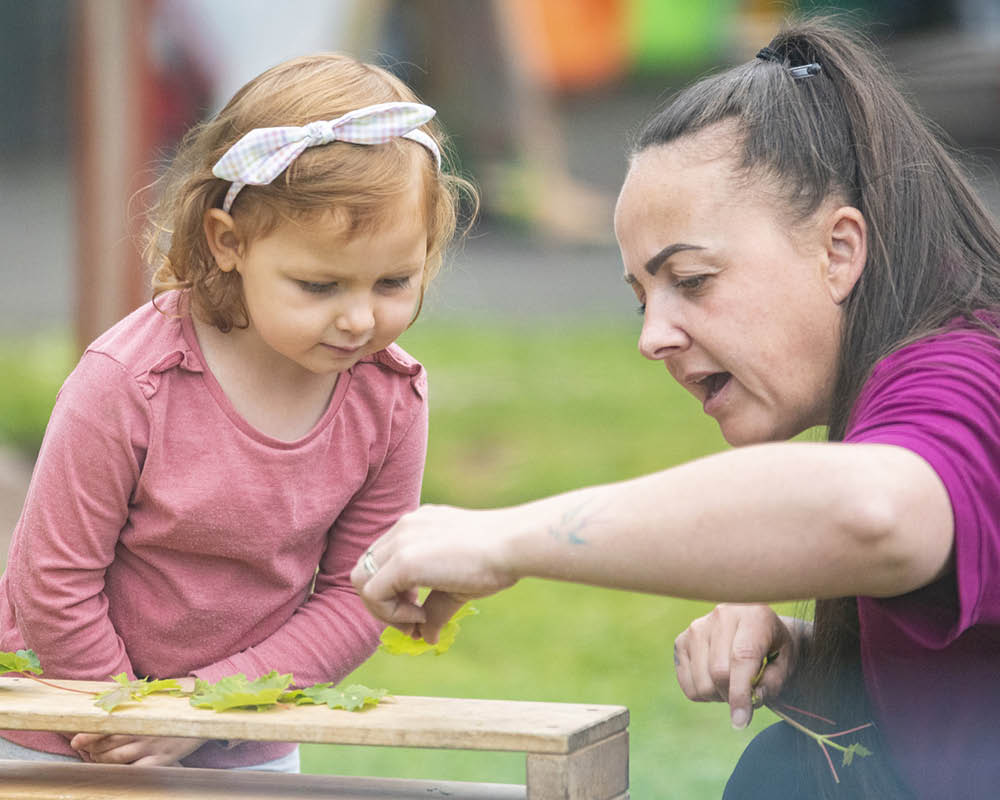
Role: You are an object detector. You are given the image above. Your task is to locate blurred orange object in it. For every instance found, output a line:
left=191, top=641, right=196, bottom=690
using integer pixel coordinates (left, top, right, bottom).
left=503, top=0, right=628, bottom=91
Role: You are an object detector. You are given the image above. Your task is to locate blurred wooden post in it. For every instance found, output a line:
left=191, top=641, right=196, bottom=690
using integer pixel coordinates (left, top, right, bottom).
left=74, top=0, right=154, bottom=350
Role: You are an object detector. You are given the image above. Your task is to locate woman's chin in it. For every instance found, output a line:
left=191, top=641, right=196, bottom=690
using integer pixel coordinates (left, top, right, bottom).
left=717, top=419, right=785, bottom=448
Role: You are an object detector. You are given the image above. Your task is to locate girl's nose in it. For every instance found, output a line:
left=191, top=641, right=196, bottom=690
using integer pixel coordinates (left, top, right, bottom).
left=335, top=297, right=375, bottom=336
left=638, top=299, right=690, bottom=361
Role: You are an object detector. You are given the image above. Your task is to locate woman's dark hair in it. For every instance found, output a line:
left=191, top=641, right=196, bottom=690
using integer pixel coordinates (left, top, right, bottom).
left=632, top=14, right=1000, bottom=799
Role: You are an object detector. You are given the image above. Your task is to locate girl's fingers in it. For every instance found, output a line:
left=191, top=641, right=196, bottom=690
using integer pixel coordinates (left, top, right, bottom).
left=70, top=733, right=131, bottom=754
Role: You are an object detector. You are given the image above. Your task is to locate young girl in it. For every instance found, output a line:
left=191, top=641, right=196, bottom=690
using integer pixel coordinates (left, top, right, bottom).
left=351, top=17, right=1000, bottom=800
left=0, top=53, right=471, bottom=770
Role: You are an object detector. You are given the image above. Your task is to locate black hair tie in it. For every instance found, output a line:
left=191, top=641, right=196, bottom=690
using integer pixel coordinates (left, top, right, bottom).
left=756, top=46, right=783, bottom=64
left=756, top=45, right=821, bottom=79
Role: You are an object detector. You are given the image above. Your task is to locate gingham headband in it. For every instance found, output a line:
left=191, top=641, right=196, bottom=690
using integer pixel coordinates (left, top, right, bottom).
left=212, top=101, right=441, bottom=212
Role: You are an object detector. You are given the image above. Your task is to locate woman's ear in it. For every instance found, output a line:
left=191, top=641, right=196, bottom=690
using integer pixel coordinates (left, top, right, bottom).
left=203, top=209, right=244, bottom=273
left=825, top=206, right=867, bottom=304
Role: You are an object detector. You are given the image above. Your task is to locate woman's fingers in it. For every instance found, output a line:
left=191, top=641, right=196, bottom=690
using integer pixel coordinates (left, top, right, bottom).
left=674, top=604, right=794, bottom=729
left=352, top=505, right=518, bottom=627
left=725, top=623, right=777, bottom=729
left=417, top=590, right=469, bottom=645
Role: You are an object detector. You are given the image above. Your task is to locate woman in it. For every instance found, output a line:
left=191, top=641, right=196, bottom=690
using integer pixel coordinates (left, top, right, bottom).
left=352, top=17, right=1000, bottom=799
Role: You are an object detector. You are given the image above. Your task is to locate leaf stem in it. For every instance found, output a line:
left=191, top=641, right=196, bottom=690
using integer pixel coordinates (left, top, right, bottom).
left=14, top=673, right=98, bottom=696
left=776, top=701, right=837, bottom=726
left=824, top=722, right=875, bottom=739
left=768, top=704, right=844, bottom=783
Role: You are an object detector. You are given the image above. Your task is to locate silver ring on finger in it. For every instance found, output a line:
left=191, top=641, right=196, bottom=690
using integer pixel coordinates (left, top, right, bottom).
left=361, top=548, right=379, bottom=577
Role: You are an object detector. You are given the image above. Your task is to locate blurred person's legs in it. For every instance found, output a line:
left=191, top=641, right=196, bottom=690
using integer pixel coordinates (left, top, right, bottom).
left=390, top=0, right=616, bottom=243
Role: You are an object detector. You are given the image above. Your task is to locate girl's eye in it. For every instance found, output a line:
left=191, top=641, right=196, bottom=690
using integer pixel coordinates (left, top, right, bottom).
left=636, top=303, right=646, bottom=316
left=380, top=276, right=412, bottom=290
left=297, top=281, right=336, bottom=294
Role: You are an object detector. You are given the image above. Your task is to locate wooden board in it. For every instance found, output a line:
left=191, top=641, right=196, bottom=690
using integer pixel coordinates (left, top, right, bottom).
left=0, top=678, right=627, bottom=755
left=0, top=760, right=527, bottom=800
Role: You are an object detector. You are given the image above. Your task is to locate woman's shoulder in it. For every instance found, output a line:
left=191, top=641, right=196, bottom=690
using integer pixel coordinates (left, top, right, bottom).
left=849, top=313, right=1000, bottom=434
left=871, top=313, right=1000, bottom=383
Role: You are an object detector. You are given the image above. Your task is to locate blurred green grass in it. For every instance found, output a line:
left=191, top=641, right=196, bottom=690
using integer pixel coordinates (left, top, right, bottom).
left=0, top=320, right=781, bottom=798
left=0, top=334, right=74, bottom=456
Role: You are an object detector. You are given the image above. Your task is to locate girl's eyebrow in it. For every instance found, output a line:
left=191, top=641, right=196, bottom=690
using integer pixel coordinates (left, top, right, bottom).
left=289, top=259, right=425, bottom=279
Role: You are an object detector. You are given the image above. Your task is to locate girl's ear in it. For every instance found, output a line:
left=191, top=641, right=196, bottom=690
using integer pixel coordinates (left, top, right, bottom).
left=203, top=209, right=244, bottom=273
left=824, top=206, right=867, bottom=304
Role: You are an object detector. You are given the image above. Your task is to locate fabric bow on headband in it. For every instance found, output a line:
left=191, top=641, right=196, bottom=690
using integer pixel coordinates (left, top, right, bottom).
left=213, top=101, right=442, bottom=212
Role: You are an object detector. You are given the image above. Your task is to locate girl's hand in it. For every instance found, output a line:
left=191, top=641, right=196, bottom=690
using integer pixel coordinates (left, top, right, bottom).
left=673, top=604, right=803, bottom=730
left=350, top=504, right=519, bottom=640
left=70, top=733, right=205, bottom=766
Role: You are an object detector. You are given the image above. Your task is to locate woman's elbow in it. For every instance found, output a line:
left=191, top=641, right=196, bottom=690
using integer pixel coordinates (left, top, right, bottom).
left=839, top=457, right=954, bottom=596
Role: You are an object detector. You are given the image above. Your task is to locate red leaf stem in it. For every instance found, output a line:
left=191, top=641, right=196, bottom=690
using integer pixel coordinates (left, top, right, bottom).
left=818, top=740, right=841, bottom=784
left=825, top=722, right=874, bottom=739
left=16, top=673, right=98, bottom=696
left=777, top=701, right=837, bottom=726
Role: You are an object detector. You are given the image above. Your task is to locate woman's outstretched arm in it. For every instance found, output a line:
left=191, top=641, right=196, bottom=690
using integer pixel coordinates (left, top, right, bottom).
left=352, top=441, right=953, bottom=637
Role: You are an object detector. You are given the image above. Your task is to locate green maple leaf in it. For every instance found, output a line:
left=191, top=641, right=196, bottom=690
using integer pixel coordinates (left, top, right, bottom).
left=282, top=682, right=388, bottom=711
left=0, top=649, right=42, bottom=675
left=94, top=673, right=182, bottom=712
left=189, top=671, right=293, bottom=712
left=379, top=605, right=479, bottom=656
left=94, top=684, right=134, bottom=713
left=841, top=741, right=873, bottom=767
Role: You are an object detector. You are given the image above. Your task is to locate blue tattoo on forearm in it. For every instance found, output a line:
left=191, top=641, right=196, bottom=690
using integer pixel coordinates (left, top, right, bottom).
left=547, top=502, right=592, bottom=545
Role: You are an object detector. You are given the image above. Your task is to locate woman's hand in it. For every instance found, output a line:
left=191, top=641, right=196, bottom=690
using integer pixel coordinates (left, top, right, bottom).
left=70, top=733, right=205, bottom=766
left=351, top=504, right=520, bottom=642
left=673, top=604, right=806, bottom=730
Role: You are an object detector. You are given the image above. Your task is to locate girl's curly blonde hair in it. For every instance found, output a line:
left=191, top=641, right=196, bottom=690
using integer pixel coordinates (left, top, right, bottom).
left=146, top=53, right=476, bottom=331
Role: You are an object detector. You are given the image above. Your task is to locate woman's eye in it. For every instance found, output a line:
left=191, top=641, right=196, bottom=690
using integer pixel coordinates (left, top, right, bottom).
left=673, top=275, right=708, bottom=292
left=297, top=281, right=336, bottom=294
left=636, top=303, right=646, bottom=316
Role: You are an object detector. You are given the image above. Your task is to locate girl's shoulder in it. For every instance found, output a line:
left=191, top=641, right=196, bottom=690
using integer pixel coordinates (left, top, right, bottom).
left=353, top=343, right=427, bottom=401
left=81, top=292, right=204, bottom=394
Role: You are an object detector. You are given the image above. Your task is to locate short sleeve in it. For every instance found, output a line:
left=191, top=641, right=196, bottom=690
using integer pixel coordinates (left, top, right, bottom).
left=846, top=328, right=1000, bottom=641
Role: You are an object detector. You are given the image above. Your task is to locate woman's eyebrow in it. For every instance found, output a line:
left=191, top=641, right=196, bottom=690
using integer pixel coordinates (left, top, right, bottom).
left=643, top=243, right=705, bottom=276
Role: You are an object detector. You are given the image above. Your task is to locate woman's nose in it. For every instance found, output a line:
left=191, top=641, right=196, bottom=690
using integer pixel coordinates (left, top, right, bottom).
left=638, top=300, right=690, bottom=361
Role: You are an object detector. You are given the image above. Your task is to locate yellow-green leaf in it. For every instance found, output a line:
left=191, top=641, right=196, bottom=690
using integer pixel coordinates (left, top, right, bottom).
left=0, top=649, right=41, bottom=675
left=284, top=682, right=388, bottom=711
left=94, top=674, right=183, bottom=712
left=379, top=605, right=479, bottom=656
left=189, top=671, right=293, bottom=712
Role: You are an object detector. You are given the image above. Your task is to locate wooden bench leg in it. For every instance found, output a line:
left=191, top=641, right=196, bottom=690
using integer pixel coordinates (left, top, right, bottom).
left=525, top=730, right=628, bottom=799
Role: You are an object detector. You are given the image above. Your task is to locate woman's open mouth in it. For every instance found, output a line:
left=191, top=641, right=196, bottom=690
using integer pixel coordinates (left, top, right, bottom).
left=701, top=372, right=731, bottom=411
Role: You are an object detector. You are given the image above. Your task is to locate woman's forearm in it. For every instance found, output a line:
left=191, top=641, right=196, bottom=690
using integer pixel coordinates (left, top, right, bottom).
left=500, top=442, right=953, bottom=602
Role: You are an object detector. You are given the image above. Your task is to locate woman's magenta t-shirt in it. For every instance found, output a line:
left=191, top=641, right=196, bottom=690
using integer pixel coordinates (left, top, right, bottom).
left=845, top=319, right=1000, bottom=799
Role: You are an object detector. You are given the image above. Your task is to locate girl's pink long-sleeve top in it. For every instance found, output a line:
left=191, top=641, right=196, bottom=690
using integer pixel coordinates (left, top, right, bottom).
left=0, top=294, right=428, bottom=767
